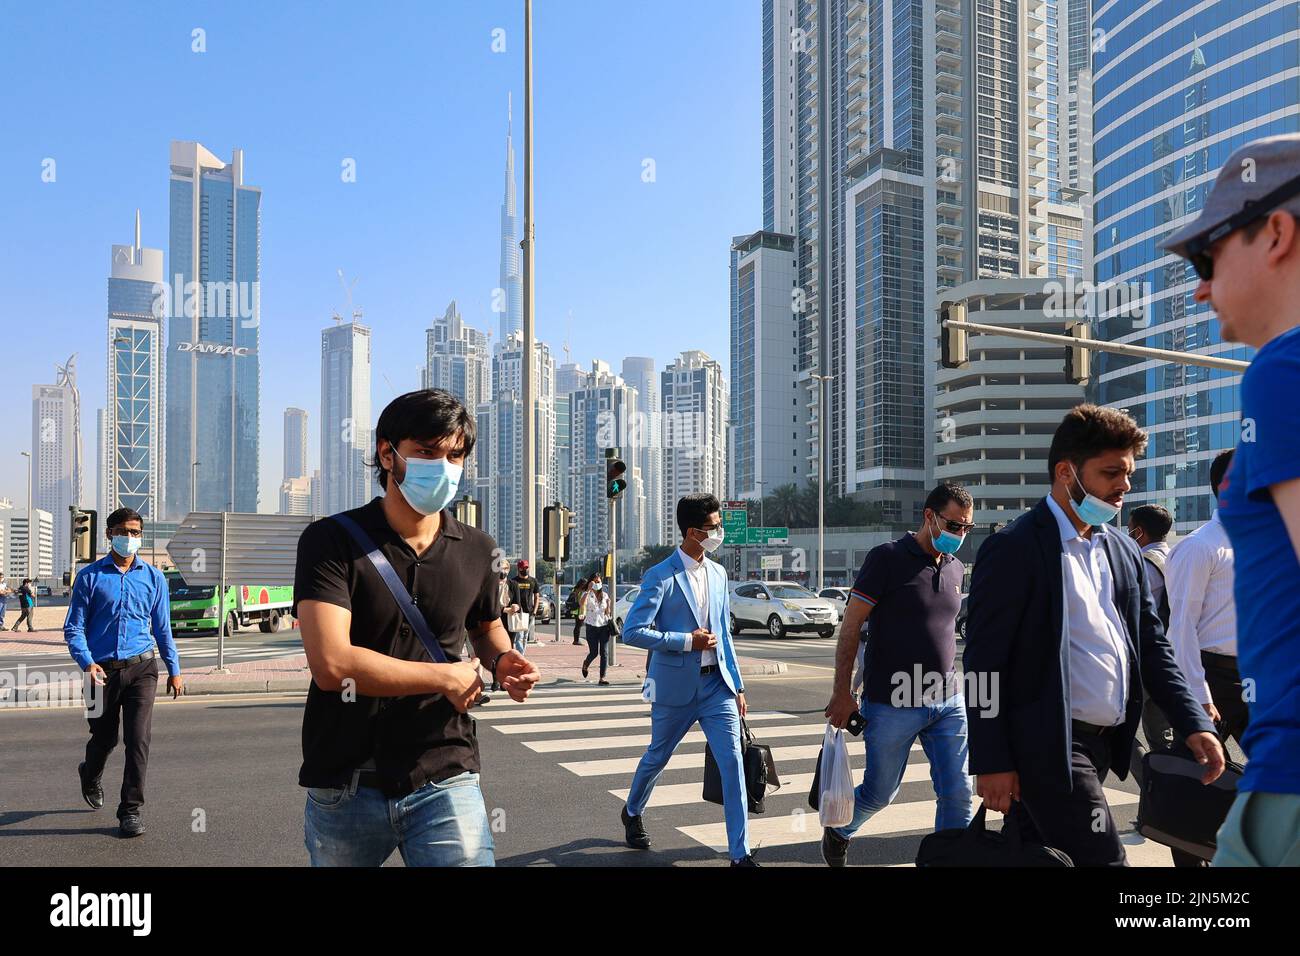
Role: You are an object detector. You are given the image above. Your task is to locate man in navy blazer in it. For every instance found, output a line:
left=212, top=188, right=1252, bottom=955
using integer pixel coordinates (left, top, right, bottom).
left=619, top=493, right=756, bottom=866
left=964, top=404, right=1224, bottom=866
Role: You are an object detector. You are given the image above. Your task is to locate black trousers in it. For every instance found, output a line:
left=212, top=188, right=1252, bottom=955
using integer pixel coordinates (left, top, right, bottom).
left=12, top=607, right=34, bottom=631
left=1011, top=726, right=1127, bottom=867
left=583, top=625, right=611, bottom=679
left=83, top=658, right=159, bottom=818
left=572, top=617, right=584, bottom=642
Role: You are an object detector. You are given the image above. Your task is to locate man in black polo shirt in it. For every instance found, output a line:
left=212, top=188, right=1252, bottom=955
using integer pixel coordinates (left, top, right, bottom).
left=295, top=389, right=541, bottom=867
left=821, top=482, right=975, bottom=866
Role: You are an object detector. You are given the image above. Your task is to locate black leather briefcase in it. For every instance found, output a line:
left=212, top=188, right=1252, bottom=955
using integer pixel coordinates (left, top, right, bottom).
left=1135, top=746, right=1243, bottom=862
left=704, top=719, right=780, bottom=813
left=915, top=803, right=1074, bottom=867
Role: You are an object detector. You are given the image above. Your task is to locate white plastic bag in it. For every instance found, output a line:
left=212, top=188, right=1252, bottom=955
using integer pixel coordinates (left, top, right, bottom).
left=817, top=723, right=856, bottom=828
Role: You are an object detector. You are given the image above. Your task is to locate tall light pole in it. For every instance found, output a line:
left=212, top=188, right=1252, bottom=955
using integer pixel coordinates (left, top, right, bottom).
left=810, top=373, right=834, bottom=590
left=754, top=479, right=767, bottom=527
left=20, top=451, right=32, bottom=580
left=520, top=0, right=537, bottom=574
left=191, top=461, right=200, bottom=515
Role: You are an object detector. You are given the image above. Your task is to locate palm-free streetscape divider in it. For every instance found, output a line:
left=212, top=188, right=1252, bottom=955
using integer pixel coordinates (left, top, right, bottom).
left=0, top=638, right=786, bottom=704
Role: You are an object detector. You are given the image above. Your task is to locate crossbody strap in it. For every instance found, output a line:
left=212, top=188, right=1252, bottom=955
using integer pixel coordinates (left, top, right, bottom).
left=332, top=513, right=448, bottom=665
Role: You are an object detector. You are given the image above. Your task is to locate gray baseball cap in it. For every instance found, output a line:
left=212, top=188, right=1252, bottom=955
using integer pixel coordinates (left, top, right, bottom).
left=1160, top=133, right=1300, bottom=260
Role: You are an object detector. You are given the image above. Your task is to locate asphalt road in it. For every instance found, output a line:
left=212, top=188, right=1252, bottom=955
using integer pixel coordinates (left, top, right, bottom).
left=0, top=639, right=1174, bottom=867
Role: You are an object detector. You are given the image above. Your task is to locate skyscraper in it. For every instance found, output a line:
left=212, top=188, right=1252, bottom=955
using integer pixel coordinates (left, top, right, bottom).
left=475, top=332, right=555, bottom=557
left=164, top=141, right=262, bottom=517
left=750, top=0, right=1090, bottom=525
left=320, top=320, right=373, bottom=514
left=283, top=407, right=309, bottom=482
left=425, top=300, right=490, bottom=484
left=498, top=96, right=523, bottom=346
left=662, top=351, right=728, bottom=540
left=32, top=359, right=82, bottom=579
left=621, top=357, right=662, bottom=547
left=1091, top=1, right=1293, bottom=531
left=570, top=363, right=641, bottom=562
left=107, top=211, right=165, bottom=524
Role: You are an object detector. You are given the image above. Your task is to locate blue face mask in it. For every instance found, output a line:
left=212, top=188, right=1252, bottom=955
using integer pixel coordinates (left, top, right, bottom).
left=930, top=516, right=965, bottom=555
left=111, top=535, right=142, bottom=558
left=1068, top=466, right=1121, bottom=527
left=391, top=448, right=463, bottom=516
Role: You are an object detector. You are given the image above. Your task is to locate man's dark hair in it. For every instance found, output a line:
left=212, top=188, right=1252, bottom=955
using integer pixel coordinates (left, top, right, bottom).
left=106, top=506, right=143, bottom=531
left=676, top=493, right=721, bottom=538
left=923, top=482, right=973, bottom=516
left=1129, top=504, right=1173, bottom=542
left=1047, top=404, right=1148, bottom=484
left=1210, top=448, right=1234, bottom=497
left=370, top=389, right=476, bottom=490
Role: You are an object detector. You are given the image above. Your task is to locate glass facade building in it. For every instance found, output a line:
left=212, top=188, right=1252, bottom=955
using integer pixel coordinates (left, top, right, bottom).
left=164, top=142, right=262, bottom=517
left=1091, top=0, right=1300, bottom=530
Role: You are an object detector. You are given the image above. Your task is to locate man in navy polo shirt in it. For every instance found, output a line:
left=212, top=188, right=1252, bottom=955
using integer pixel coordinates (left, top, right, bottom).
left=821, top=482, right=975, bottom=866
left=64, top=507, right=184, bottom=838
left=1160, top=133, right=1300, bottom=866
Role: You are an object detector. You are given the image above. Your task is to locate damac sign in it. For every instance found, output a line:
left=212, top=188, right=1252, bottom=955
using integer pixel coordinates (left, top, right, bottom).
left=176, top=342, right=256, bottom=357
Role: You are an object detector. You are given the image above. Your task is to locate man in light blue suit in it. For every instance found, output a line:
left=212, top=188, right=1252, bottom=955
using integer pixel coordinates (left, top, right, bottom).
left=619, top=493, right=757, bottom=867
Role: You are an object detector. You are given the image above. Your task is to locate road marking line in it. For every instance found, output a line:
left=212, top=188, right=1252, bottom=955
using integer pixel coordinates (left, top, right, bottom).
left=608, top=762, right=938, bottom=808
left=475, top=703, right=651, bottom=721
left=523, top=722, right=826, bottom=753
left=493, top=711, right=791, bottom=735
left=560, top=742, right=921, bottom=777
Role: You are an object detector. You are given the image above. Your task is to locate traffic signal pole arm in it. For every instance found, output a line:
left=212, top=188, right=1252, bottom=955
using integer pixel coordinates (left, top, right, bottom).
left=941, top=317, right=1250, bottom=372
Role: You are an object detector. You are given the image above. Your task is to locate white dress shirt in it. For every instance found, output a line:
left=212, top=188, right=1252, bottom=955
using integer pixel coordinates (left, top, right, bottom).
left=1140, top=540, right=1172, bottom=608
left=583, top=588, right=612, bottom=628
left=1045, top=496, right=1131, bottom=727
left=676, top=547, right=717, bottom=667
left=1165, top=511, right=1237, bottom=706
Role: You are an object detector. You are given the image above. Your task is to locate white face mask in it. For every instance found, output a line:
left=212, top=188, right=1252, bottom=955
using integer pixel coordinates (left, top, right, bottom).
left=696, top=527, right=724, bottom=553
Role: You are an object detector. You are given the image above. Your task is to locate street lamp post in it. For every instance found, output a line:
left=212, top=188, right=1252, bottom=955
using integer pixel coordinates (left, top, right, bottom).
left=810, top=374, right=834, bottom=591
left=21, top=451, right=32, bottom=580
left=191, top=461, right=200, bottom=515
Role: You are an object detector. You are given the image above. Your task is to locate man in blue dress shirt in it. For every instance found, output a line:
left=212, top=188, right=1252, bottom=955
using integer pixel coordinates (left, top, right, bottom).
left=64, top=507, right=183, bottom=838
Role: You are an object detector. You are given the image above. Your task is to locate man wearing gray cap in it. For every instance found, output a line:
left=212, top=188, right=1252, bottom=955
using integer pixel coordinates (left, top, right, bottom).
left=1160, top=132, right=1300, bottom=867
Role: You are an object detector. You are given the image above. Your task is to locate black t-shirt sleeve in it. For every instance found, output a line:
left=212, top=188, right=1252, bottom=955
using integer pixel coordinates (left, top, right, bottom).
left=293, top=519, right=353, bottom=614
left=465, top=539, right=504, bottom=632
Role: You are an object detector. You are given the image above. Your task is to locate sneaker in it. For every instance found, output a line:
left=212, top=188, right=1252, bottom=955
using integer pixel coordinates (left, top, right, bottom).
left=731, top=854, right=760, bottom=867
left=820, top=827, right=849, bottom=867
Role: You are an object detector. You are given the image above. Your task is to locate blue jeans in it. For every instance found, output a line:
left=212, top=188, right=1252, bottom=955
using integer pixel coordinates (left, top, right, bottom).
left=626, top=669, right=750, bottom=861
left=511, top=631, right=528, bottom=655
left=834, top=695, right=973, bottom=839
left=304, top=770, right=495, bottom=866
left=1214, top=791, right=1300, bottom=867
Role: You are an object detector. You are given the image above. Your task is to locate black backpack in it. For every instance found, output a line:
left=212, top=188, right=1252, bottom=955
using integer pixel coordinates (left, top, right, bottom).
left=915, top=803, right=1074, bottom=867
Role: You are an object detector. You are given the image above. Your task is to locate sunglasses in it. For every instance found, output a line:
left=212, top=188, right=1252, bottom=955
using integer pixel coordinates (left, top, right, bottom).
left=1183, top=172, right=1300, bottom=281
left=933, top=515, right=976, bottom=534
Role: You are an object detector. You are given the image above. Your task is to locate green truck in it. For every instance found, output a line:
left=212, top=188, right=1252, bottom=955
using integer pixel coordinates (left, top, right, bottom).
left=167, top=572, right=295, bottom=637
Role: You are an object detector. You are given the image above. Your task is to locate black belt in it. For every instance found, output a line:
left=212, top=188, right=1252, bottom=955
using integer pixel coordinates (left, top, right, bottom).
left=1072, top=718, right=1120, bottom=738
left=99, top=650, right=155, bottom=672
left=1201, top=650, right=1238, bottom=670
left=700, top=664, right=719, bottom=674
left=353, top=767, right=414, bottom=798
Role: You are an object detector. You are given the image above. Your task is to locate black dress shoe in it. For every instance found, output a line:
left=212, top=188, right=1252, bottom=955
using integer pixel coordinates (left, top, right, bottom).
left=621, top=805, right=651, bottom=849
left=731, top=855, right=760, bottom=867
left=78, top=762, right=103, bottom=810
left=118, top=814, right=146, bottom=838
left=581, top=661, right=590, bottom=679
left=598, top=679, right=611, bottom=686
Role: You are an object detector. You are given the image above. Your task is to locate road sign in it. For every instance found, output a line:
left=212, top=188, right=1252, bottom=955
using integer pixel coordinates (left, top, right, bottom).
left=721, top=509, right=749, bottom=536
left=760, top=554, right=782, bottom=571
left=722, top=500, right=747, bottom=510
left=746, top=526, right=789, bottom=545
left=166, top=512, right=316, bottom=586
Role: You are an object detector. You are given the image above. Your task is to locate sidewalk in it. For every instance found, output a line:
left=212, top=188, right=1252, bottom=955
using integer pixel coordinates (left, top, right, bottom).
left=1, top=633, right=785, bottom=703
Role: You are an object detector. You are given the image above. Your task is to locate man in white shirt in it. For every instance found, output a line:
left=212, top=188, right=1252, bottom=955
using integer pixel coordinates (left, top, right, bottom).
left=1165, top=450, right=1247, bottom=745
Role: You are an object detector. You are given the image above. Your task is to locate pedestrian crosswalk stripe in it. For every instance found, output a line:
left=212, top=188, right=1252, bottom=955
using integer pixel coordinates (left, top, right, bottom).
left=559, top=742, right=922, bottom=777
left=480, top=692, right=646, bottom=707
left=735, top=639, right=837, bottom=650
left=494, top=711, right=793, bottom=735
left=523, top=721, right=817, bottom=754
left=608, top=761, right=936, bottom=808
left=475, top=703, right=652, bottom=721
left=676, top=789, right=1141, bottom=852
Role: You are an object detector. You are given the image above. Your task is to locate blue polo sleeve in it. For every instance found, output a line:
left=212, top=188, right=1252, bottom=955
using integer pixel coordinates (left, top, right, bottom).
left=1241, top=335, right=1300, bottom=499
left=850, top=544, right=890, bottom=610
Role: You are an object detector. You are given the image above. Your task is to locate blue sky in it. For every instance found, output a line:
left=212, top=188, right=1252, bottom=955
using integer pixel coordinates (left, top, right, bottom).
left=0, top=0, right=760, bottom=510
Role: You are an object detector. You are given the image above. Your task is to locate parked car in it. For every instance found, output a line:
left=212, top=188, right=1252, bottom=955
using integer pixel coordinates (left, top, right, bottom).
left=612, top=586, right=641, bottom=634
left=559, top=585, right=576, bottom=618
left=728, top=580, right=839, bottom=638
left=956, top=593, right=969, bottom=640
left=818, top=587, right=851, bottom=623
left=534, top=588, right=554, bottom=624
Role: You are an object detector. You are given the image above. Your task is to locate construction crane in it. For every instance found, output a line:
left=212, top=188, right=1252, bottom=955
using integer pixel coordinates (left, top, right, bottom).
left=335, top=269, right=362, bottom=324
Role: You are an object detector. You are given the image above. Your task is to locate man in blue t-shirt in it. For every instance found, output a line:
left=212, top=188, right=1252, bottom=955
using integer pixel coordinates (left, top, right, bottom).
left=1161, top=132, right=1300, bottom=866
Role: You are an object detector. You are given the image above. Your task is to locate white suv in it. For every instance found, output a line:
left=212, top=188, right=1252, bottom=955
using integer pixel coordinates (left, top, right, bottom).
left=728, top=580, right=840, bottom=638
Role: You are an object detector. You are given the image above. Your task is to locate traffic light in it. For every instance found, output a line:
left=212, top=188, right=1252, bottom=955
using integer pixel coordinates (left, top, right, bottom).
left=1065, top=320, right=1091, bottom=385
left=605, top=448, right=627, bottom=499
left=941, top=302, right=969, bottom=369
left=543, top=503, right=571, bottom=562
left=71, top=508, right=96, bottom=562
left=603, top=552, right=614, bottom=579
